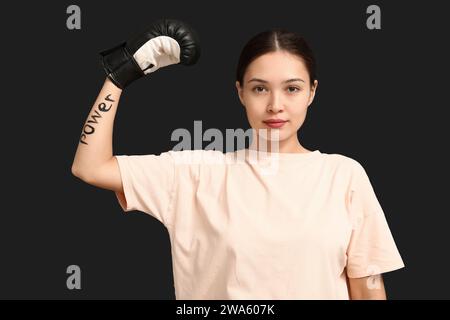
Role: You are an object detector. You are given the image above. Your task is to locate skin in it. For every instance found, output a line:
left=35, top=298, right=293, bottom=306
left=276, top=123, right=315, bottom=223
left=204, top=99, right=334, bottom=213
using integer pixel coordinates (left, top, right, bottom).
left=236, top=50, right=318, bottom=154
left=79, top=93, right=115, bottom=145
left=236, top=50, right=388, bottom=300
left=347, top=274, right=387, bottom=300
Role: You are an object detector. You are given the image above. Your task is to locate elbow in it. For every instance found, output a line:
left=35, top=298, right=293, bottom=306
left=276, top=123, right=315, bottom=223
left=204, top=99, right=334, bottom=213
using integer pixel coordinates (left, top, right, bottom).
left=71, top=164, right=100, bottom=187
left=71, top=164, right=81, bottom=178
left=71, top=164, right=90, bottom=182
left=71, top=164, right=83, bottom=180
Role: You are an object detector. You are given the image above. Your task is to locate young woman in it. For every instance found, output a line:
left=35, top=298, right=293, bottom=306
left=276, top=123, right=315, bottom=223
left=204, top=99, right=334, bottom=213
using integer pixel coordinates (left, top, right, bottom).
left=72, top=19, right=405, bottom=300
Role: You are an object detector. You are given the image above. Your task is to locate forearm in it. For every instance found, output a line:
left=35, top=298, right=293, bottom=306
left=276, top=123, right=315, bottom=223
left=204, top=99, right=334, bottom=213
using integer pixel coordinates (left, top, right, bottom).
left=71, top=77, right=122, bottom=176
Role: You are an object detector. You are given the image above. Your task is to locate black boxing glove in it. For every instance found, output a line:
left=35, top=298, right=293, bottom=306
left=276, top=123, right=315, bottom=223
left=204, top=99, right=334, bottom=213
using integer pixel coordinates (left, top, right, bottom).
left=100, top=18, right=201, bottom=89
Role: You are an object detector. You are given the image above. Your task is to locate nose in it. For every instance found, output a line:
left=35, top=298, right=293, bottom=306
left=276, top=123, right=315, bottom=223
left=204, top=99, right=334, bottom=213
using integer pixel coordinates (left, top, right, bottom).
left=266, top=91, right=284, bottom=113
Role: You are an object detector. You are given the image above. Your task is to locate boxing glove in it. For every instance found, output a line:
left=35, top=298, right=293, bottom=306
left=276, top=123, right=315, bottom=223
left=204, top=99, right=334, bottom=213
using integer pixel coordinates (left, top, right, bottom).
left=100, top=18, right=201, bottom=89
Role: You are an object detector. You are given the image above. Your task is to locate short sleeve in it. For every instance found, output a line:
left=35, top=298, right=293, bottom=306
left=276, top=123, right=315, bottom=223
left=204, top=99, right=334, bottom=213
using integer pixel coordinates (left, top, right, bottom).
left=345, top=161, right=405, bottom=278
left=114, top=151, right=176, bottom=227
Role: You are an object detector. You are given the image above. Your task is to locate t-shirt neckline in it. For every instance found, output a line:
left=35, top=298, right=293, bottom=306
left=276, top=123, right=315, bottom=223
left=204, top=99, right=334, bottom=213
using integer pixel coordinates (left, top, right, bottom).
left=238, top=148, right=322, bottom=162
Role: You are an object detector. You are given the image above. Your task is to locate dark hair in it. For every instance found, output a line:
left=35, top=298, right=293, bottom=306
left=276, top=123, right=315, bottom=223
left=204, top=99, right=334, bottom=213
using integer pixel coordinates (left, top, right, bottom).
left=236, top=29, right=317, bottom=88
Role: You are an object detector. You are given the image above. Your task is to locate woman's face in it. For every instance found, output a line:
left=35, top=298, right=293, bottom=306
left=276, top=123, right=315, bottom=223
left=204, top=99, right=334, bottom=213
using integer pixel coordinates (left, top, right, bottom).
left=236, top=50, right=318, bottom=146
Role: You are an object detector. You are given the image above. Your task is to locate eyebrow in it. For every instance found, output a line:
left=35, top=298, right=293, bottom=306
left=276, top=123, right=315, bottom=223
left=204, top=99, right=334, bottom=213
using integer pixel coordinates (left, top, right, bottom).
left=247, top=78, right=305, bottom=84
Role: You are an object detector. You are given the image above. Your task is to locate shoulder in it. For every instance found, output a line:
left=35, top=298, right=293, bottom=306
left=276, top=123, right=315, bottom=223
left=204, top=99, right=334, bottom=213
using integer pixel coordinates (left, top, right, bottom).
left=321, top=152, right=372, bottom=190
left=321, top=152, right=365, bottom=173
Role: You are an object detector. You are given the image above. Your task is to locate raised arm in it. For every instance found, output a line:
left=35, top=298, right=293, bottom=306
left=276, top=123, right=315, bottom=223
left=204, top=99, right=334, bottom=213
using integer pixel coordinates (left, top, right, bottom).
left=71, top=18, right=200, bottom=195
left=71, top=77, right=123, bottom=192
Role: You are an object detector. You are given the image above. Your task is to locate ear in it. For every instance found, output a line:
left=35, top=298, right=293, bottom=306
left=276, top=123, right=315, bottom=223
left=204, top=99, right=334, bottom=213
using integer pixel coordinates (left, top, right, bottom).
left=307, top=80, right=318, bottom=107
left=236, top=81, right=245, bottom=107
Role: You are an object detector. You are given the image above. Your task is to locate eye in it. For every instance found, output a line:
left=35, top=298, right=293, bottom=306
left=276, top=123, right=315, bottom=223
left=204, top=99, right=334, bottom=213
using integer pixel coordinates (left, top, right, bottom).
left=252, top=86, right=267, bottom=93
left=287, top=86, right=300, bottom=93
left=252, top=86, right=301, bottom=94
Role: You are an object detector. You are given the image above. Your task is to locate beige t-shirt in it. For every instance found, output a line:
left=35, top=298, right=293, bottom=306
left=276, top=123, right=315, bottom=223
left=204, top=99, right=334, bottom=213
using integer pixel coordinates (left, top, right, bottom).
left=114, top=149, right=405, bottom=299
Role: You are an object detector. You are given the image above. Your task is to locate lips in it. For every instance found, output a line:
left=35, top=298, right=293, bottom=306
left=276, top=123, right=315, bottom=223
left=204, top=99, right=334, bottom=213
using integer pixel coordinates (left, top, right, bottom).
left=263, top=119, right=288, bottom=128
left=263, top=119, right=288, bottom=124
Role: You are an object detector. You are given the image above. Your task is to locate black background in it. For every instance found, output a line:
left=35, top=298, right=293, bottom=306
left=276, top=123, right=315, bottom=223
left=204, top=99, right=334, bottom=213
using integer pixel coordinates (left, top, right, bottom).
left=1, top=0, right=449, bottom=299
